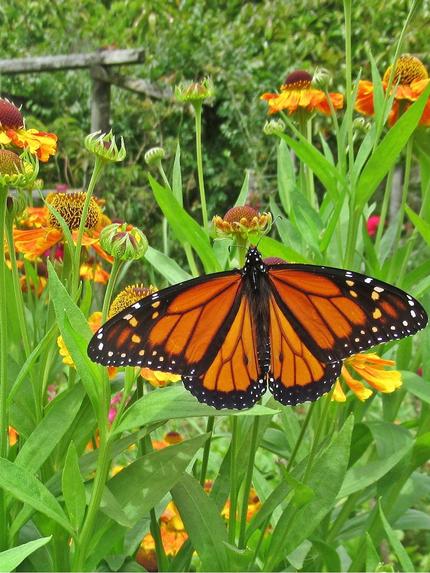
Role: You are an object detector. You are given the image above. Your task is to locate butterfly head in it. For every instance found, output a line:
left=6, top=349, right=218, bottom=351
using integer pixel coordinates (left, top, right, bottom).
left=242, top=246, right=267, bottom=277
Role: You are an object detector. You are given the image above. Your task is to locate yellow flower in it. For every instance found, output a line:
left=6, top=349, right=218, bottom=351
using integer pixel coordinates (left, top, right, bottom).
left=332, top=353, right=402, bottom=402
left=140, top=368, right=181, bottom=387
left=355, top=54, right=430, bottom=126
left=261, top=70, right=343, bottom=116
left=108, top=284, right=158, bottom=318
left=0, top=99, right=57, bottom=162
left=80, top=261, right=110, bottom=284
left=212, top=206, right=272, bottom=240
left=8, top=426, right=18, bottom=447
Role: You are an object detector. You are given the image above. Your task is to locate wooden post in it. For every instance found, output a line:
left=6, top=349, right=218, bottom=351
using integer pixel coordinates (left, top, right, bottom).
left=90, top=66, right=111, bottom=133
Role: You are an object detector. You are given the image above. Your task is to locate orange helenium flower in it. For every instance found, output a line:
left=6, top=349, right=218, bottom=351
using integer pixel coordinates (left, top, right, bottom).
left=0, top=99, right=57, bottom=161
left=332, top=353, right=402, bottom=402
left=355, top=54, right=430, bottom=126
left=261, top=70, right=343, bottom=116
left=13, top=193, right=112, bottom=261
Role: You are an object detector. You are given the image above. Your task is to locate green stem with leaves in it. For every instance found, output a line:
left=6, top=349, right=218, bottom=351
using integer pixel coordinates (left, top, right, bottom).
left=228, top=415, right=239, bottom=544
left=199, top=416, right=215, bottom=486
left=286, top=402, right=316, bottom=471
left=72, top=158, right=104, bottom=297
left=238, top=417, right=260, bottom=548
left=194, top=102, right=209, bottom=233
left=0, top=190, right=8, bottom=550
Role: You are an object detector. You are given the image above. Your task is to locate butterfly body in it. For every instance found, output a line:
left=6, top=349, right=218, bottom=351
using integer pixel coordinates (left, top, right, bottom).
left=88, top=246, right=427, bottom=410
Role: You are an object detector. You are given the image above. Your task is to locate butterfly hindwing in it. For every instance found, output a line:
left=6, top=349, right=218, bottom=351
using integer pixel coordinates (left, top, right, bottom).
left=183, top=293, right=266, bottom=409
left=88, top=271, right=243, bottom=375
left=267, top=264, right=427, bottom=361
left=267, top=293, right=342, bottom=405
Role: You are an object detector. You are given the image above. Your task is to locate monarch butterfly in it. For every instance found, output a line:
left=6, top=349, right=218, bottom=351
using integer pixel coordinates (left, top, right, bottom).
left=88, top=246, right=427, bottom=409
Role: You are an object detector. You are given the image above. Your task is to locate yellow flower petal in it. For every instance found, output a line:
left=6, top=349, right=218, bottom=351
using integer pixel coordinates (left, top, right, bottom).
left=331, top=380, right=347, bottom=402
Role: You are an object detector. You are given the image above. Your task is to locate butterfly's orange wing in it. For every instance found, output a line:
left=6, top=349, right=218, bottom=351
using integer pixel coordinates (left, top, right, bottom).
left=266, top=264, right=427, bottom=405
left=89, top=271, right=243, bottom=374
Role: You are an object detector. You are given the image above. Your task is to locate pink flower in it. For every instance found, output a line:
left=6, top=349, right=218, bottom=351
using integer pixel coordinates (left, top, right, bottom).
left=108, top=391, right=123, bottom=424
left=367, top=215, right=381, bottom=237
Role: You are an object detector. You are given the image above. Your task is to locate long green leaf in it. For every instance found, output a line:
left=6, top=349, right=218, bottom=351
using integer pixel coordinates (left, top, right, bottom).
left=0, top=537, right=52, bottom=573
left=234, top=170, right=250, bottom=206
left=356, top=82, right=430, bottom=207
left=405, top=205, right=430, bottom=246
left=148, top=174, right=220, bottom=273
left=277, top=140, right=295, bottom=215
left=172, top=142, right=183, bottom=206
left=15, top=384, right=85, bottom=474
left=107, top=434, right=208, bottom=523
left=172, top=473, right=229, bottom=571
left=379, top=500, right=415, bottom=572
left=145, top=245, right=192, bottom=283
left=62, top=442, right=86, bottom=531
left=278, top=132, right=342, bottom=200
left=0, top=458, right=73, bottom=534
left=114, top=385, right=277, bottom=435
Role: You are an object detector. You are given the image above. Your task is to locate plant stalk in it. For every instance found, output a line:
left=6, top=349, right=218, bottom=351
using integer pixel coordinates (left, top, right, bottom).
left=194, top=102, right=209, bottom=233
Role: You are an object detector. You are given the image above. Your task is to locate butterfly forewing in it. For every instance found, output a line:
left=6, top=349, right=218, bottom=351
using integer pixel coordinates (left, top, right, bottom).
left=267, top=264, right=428, bottom=361
left=88, top=271, right=243, bottom=375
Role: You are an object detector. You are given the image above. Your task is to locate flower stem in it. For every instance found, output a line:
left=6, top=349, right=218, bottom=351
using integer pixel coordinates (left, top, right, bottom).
left=0, top=190, right=8, bottom=550
left=101, top=258, right=123, bottom=323
left=72, top=158, right=104, bottom=297
left=343, top=0, right=354, bottom=171
left=72, top=427, right=110, bottom=571
left=199, top=417, right=215, bottom=486
left=194, top=102, right=209, bottom=233
left=238, top=416, right=259, bottom=548
left=286, top=402, right=316, bottom=471
left=228, top=415, right=239, bottom=544
left=374, top=167, right=395, bottom=251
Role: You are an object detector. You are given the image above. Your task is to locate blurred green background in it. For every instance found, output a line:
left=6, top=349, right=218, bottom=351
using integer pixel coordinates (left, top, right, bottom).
left=0, top=0, right=428, bottom=244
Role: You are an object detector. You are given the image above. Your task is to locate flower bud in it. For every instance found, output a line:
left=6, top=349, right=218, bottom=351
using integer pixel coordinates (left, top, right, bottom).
left=312, top=67, right=332, bottom=90
left=144, top=147, right=166, bottom=167
left=100, top=223, right=148, bottom=261
left=6, top=192, right=27, bottom=221
left=263, top=119, right=286, bottom=135
left=212, top=206, right=272, bottom=240
left=85, top=130, right=126, bottom=162
left=175, top=77, right=215, bottom=105
left=0, top=149, right=38, bottom=190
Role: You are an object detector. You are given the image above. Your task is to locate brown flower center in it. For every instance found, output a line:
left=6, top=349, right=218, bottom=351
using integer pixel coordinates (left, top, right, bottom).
left=0, top=99, right=24, bottom=129
left=46, top=191, right=100, bottom=231
left=223, top=205, right=258, bottom=223
left=0, top=149, right=22, bottom=175
left=109, top=284, right=157, bottom=318
left=282, top=70, right=313, bottom=91
left=383, top=55, right=428, bottom=85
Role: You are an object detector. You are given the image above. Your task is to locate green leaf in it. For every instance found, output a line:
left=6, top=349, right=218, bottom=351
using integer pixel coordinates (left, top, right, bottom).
left=356, top=82, right=430, bottom=207
left=405, top=205, right=430, bottom=246
left=15, top=384, right=85, bottom=474
left=114, top=385, right=277, bottom=435
left=258, top=236, right=312, bottom=264
left=234, top=170, right=250, bottom=206
left=0, top=537, right=52, bottom=573
left=378, top=500, right=415, bottom=572
left=148, top=174, right=220, bottom=273
left=339, top=439, right=412, bottom=498
left=107, top=434, right=208, bottom=524
left=264, top=415, right=353, bottom=570
left=172, top=474, right=228, bottom=571
left=402, top=371, right=430, bottom=404
left=277, top=140, right=295, bottom=215
left=172, top=142, right=183, bottom=206
left=62, top=442, right=86, bottom=531
left=395, top=508, right=430, bottom=531
left=278, top=132, right=342, bottom=200
left=145, top=245, right=192, bottom=283
left=0, top=458, right=73, bottom=534
left=48, top=261, right=102, bottom=412
left=365, top=532, right=382, bottom=572
left=269, top=198, right=304, bottom=255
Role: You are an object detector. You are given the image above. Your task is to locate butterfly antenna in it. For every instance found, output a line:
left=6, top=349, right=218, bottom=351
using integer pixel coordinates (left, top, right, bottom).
left=256, top=214, right=279, bottom=247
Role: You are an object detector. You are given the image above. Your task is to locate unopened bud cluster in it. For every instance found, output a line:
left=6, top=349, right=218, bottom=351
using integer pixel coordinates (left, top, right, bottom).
left=100, top=222, right=148, bottom=261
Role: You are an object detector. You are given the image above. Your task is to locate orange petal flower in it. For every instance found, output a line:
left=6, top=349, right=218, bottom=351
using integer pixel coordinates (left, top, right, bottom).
left=332, top=353, right=401, bottom=402
left=261, top=70, right=343, bottom=116
left=13, top=227, right=62, bottom=260
left=355, top=55, right=430, bottom=126
left=140, top=368, right=181, bottom=387
left=80, top=261, right=110, bottom=284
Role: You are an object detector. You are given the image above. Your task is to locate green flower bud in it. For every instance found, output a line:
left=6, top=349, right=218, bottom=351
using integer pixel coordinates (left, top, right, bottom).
left=0, top=149, right=38, bottom=191
left=85, top=131, right=126, bottom=162
left=100, top=223, right=148, bottom=261
left=312, top=67, right=332, bottom=90
left=6, top=191, right=27, bottom=222
left=263, top=119, right=286, bottom=135
left=175, top=77, right=215, bottom=105
left=145, top=147, right=166, bottom=168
